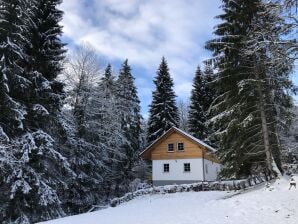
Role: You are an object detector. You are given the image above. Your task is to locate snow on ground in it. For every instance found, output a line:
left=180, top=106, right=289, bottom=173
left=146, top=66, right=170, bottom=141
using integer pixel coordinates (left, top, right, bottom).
left=42, top=177, right=298, bottom=224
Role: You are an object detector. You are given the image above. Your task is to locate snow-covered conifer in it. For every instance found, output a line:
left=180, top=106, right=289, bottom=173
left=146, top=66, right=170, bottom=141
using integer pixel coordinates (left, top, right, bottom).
left=61, top=45, right=106, bottom=213
left=115, top=59, right=142, bottom=189
left=206, top=0, right=295, bottom=178
left=188, top=65, right=216, bottom=140
left=0, top=0, right=73, bottom=222
left=147, top=57, right=179, bottom=144
left=0, top=0, right=30, bottom=137
left=86, top=64, right=127, bottom=198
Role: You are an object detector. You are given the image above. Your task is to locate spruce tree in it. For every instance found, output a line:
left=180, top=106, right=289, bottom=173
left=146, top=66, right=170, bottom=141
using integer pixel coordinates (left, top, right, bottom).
left=86, top=64, right=126, bottom=198
left=60, top=110, right=105, bottom=214
left=0, top=0, right=29, bottom=137
left=0, top=0, right=34, bottom=222
left=116, top=59, right=142, bottom=189
left=239, top=1, right=295, bottom=173
left=25, top=0, right=66, bottom=81
left=206, top=0, right=295, bottom=178
left=206, top=0, right=269, bottom=178
left=188, top=65, right=212, bottom=140
left=203, top=64, right=216, bottom=109
left=147, top=57, right=179, bottom=144
left=22, top=0, right=66, bottom=141
left=188, top=64, right=216, bottom=142
left=0, top=0, right=71, bottom=222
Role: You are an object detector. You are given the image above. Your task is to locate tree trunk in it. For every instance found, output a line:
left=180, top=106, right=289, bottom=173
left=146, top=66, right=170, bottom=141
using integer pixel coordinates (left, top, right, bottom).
left=256, top=71, right=273, bottom=172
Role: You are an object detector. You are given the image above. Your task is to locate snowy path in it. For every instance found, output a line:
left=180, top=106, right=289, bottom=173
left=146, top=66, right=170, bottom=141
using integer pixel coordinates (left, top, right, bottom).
left=42, top=178, right=298, bottom=224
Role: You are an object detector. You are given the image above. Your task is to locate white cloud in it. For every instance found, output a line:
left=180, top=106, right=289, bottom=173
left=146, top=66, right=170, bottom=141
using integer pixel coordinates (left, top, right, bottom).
left=59, top=0, right=222, bottom=106
left=98, top=0, right=141, bottom=16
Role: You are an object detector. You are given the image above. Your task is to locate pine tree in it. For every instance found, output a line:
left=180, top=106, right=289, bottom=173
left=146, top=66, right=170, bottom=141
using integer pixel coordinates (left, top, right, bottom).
left=239, top=1, right=295, bottom=173
left=282, top=0, right=298, bottom=59
left=115, top=59, right=142, bottom=189
left=23, top=0, right=66, bottom=133
left=0, top=126, right=13, bottom=223
left=0, top=0, right=72, bottom=222
left=203, top=64, right=216, bottom=110
left=86, top=64, right=126, bottom=198
left=206, top=0, right=295, bottom=178
left=203, top=64, right=218, bottom=146
left=0, top=0, right=29, bottom=137
left=147, top=57, right=179, bottom=144
left=188, top=66, right=204, bottom=139
left=206, top=0, right=266, bottom=178
left=25, top=0, right=66, bottom=82
left=0, top=0, right=34, bottom=222
left=206, top=0, right=263, bottom=178
left=59, top=110, right=105, bottom=214
left=188, top=64, right=216, bottom=141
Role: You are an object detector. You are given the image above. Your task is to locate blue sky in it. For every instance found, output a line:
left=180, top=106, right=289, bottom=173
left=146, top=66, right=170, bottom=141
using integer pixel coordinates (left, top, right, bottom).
left=59, top=0, right=297, bottom=118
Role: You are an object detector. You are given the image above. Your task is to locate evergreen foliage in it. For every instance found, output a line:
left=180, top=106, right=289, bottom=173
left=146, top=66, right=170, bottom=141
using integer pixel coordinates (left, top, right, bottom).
left=147, top=57, right=179, bottom=144
left=188, top=64, right=216, bottom=141
left=0, top=0, right=147, bottom=222
left=62, top=46, right=105, bottom=213
left=0, top=0, right=71, bottom=222
left=86, top=63, right=127, bottom=198
left=59, top=110, right=105, bottom=214
left=115, top=59, right=142, bottom=190
left=0, top=0, right=29, bottom=137
left=2, top=0, right=295, bottom=222
left=206, top=0, right=295, bottom=178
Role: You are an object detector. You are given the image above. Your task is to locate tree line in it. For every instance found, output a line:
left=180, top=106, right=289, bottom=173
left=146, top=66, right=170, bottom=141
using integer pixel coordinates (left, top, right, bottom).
left=0, top=0, right=297, bottom=223
left=147, top=0, right=298, bottom=179
left=0, top=0, right=145, bottom=223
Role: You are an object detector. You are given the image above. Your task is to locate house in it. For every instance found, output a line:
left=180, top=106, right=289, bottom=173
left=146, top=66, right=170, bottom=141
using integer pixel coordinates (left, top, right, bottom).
left=140, top=127, right=220, bottom=186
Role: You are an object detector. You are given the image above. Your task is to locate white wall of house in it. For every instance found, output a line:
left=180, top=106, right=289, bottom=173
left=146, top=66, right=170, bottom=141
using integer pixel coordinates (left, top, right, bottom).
left=153, top=158, right=204, bottom=182
left=204, top=159, right=221, bottom=181
left=152, top=158, right=220, bottom=185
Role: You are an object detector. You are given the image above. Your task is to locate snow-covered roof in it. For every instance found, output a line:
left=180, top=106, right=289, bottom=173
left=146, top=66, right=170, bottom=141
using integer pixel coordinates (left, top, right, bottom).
left=140, top=127, right=216, bottom=159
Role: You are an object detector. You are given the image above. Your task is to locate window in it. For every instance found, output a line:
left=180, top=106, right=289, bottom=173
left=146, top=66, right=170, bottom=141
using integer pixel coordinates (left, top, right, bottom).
left=164, top=163, right=169, bottom=172
left=177, top=142, right=184, bottom=151
left=205, top=164, right=208, bottom=174
left=168, top=143, right=174, bottom=152
left=184, top=163, right=191, bottom=172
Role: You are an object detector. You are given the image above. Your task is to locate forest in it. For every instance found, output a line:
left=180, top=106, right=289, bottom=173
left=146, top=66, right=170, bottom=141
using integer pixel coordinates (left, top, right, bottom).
left=0, top=0, right=297, bottom=223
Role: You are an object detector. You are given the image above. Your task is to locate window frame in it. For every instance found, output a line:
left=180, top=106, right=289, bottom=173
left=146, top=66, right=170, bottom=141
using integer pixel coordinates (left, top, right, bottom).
left=163, top=163, right=170, bottom=173
left=177, top=142, right=184, bottom=151
left=184, top=163, right=191, bottom=172
left=167, top=143, right=174, bottom=152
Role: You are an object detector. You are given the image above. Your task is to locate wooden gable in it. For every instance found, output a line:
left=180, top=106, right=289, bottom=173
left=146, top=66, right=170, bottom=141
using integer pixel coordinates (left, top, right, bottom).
left=150, top=131, right=204, bottom=160
left=140, top=127, right=220, bottom=163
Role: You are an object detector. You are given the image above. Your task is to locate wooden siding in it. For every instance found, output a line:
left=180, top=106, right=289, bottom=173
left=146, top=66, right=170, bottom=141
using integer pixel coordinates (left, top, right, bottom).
left=149, top=132, right=219, bottom=163
left=142, top=130, right=220, bottom=163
